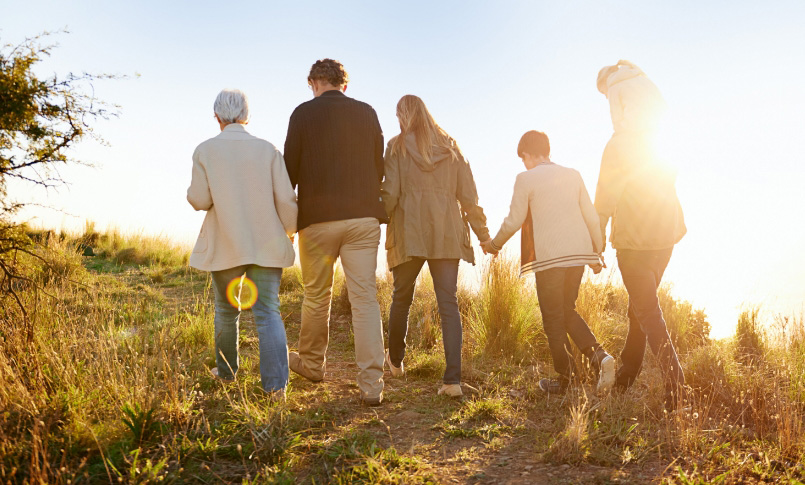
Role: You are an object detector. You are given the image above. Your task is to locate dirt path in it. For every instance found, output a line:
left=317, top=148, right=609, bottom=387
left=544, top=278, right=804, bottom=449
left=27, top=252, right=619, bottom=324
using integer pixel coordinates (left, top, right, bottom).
left=135, top=266, right=672, bottom=483
left=281, top=316, right=669, bottom=484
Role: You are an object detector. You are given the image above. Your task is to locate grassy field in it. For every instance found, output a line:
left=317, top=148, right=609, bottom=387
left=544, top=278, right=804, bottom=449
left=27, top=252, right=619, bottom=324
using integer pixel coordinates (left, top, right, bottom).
left=1, top=227, right=804, bottom=484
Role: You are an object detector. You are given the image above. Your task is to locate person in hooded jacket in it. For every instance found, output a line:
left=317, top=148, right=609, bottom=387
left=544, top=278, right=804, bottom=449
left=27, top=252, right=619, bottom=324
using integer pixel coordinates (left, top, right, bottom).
left=381, top=95, right=490, bottom=397
left=595, top=60, right=688, bottom=411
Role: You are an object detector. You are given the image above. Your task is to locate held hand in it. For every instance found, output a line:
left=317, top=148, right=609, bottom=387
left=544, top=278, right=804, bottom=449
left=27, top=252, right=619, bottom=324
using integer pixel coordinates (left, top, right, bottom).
left=480, top=239, right=498, bottom=256
left=590, top=253, right=605, bottom=274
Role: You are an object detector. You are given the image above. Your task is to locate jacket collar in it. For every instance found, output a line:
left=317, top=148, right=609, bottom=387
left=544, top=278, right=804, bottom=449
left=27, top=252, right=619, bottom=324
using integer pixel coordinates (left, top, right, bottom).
left=319, top=90, right=346, bottom=98
left=607, top=66, right=644, bottom=90
left=223, top=123, right=248, bottom=133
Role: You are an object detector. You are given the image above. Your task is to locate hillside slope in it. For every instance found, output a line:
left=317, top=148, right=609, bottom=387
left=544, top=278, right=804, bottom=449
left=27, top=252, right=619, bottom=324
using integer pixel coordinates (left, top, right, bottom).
left=1, top=229, right=803, bottom=484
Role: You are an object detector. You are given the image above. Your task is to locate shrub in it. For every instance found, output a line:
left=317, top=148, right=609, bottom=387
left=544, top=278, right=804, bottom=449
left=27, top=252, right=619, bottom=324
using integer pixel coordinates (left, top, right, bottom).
left=735, top=308, right=765, bottom=364
left=466, top=254, right=541, bottom=362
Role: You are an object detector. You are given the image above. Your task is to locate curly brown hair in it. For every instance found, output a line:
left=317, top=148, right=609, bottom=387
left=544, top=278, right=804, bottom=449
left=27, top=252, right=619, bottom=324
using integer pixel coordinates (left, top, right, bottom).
left=308, top=58, right=349, bottom=87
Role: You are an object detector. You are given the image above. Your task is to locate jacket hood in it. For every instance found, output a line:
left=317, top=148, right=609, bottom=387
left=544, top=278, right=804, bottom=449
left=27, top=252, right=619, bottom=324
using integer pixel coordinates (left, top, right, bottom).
left=402, top=133, right=454, bottom=172
left=606, top=66, right=645, bottom=92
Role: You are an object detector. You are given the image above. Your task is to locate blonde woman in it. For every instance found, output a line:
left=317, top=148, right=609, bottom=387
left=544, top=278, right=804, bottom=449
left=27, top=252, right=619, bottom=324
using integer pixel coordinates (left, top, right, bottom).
left=380, top=95, right=490, bottom=397
left=595, top=61, right=687, bottom=411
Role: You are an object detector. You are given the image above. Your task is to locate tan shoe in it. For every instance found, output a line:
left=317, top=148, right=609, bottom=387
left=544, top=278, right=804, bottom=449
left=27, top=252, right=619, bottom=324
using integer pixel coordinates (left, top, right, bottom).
left=438, top=383, right=463, bottom=398
left=385, top=350, right=404, bottom=378
left=288, top=351, right=323, bottom=382
left=266, top=388, right=287, bottom=403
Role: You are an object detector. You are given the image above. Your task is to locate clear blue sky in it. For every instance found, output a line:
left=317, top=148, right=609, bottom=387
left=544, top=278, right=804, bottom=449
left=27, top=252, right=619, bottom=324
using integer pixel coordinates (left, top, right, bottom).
left=4, top=0, right=805, bottom=337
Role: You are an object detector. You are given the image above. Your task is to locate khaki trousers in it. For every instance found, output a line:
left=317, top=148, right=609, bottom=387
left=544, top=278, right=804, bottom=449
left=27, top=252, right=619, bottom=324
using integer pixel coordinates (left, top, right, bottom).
left=297, top=217, right=385, bottom=398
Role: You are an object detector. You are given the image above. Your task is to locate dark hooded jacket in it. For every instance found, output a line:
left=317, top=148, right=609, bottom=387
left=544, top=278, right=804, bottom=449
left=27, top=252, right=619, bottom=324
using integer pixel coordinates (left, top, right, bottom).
left=380, top=133, right=490, bottom=269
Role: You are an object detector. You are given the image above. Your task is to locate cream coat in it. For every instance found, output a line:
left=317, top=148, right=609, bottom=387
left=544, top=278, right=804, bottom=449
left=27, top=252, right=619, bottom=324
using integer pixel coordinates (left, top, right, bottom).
left=491, top=163, right=603, bottom=274
left=605, top=66, right=666, bottom=135
left=187, top=124, right=297, bottom=271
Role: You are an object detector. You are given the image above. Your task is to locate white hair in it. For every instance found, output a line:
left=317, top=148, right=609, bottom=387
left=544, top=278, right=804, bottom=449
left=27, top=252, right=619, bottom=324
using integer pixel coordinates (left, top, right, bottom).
left=213, top=89, right=250, bottom=123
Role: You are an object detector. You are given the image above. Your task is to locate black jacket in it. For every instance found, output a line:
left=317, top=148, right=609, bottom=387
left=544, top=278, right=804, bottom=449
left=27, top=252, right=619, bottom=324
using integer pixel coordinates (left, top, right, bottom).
left=284, top=90, right=387, bottom=230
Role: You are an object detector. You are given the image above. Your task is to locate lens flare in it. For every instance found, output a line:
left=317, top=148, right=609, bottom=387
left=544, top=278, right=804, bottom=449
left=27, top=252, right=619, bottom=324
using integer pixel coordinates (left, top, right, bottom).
left=225, top=275, right=258, bottom=310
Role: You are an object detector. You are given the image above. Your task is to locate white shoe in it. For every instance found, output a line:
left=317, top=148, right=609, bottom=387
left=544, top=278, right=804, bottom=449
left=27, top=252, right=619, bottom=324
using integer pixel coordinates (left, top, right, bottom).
left=596, top=355, right=616, bottom=394
left=438, top=383, right=463, bottom=397
left=385, top=350, right=404, bottom=377
left=210, top=367, right=235, bottom=382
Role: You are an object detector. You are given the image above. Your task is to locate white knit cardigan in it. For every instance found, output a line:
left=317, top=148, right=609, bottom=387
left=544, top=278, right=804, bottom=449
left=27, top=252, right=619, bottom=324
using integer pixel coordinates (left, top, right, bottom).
left=491, top=162, right=603, bottom=275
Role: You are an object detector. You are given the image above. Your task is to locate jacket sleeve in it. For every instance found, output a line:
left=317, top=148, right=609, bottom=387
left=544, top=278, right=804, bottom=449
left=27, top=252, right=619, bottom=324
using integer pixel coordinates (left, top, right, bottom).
left=272, top=149, right=298, bottom=236
left=455, top=152, right=490, bottom=242
left=491, top=173, right=528, bottom=250
left=187, top=147, right=213, bottom=211
left=578, top=172, right=603, bottom=253
left=380, top=143, right=400, bottom=216
left=372, top=108, right=385, bottom=182
left=284, top=108, right=302, bottom=189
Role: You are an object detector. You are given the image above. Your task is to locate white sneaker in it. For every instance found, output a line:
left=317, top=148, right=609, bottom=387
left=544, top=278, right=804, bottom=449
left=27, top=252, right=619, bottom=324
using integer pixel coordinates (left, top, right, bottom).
left=596, top=355, right=616, bottom=394
left=210, top=367, right=235, bottom=382
left=438, top=383, right=463, bottom=397
left=385, top=350, right=404, bottom=377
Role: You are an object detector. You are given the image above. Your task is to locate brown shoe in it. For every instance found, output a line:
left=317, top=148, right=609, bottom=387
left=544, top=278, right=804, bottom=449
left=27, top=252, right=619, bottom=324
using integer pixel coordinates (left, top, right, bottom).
left=266, top=388, right=287, bottom=403
left=288, top=351, right=323, bottom=382
left=360, top=391, right=383, bottom=407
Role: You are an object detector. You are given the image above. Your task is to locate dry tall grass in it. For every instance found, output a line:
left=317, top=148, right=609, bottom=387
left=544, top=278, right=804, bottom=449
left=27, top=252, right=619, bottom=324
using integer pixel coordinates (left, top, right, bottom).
left=0, top=231, right=803, bottom=483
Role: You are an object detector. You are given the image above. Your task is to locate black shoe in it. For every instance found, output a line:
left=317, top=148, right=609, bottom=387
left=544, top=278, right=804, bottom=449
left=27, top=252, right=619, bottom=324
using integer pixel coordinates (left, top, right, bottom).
left=538, top=378, right=567, bottom=395
left=664, top=385, right=689, bottom=413
left=613, top=367, right=635, bottom=393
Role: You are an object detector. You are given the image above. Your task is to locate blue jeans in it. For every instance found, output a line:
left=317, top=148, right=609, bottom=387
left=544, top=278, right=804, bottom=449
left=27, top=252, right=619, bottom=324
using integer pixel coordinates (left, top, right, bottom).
left=534, top=265, right=600, bottom=383
left=387, top=258, right=462, bottom=384
left=616, top=248, right=685, bottom=394
left=211, top=265, right=289, bottom=392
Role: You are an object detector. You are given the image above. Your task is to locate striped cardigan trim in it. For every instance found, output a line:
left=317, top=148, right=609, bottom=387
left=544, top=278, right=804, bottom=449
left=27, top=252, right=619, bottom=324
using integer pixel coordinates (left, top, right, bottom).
left=519, top=254, right=600, bottom=276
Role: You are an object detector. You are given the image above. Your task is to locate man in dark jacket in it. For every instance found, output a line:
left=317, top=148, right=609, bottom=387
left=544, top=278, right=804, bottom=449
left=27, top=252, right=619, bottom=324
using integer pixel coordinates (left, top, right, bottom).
left=284, top=58, right=387, bottom=406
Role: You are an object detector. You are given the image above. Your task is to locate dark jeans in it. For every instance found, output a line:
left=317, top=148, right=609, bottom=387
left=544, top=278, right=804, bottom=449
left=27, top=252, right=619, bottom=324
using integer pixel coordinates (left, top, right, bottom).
left=534, top=265, right=599, bottom=383
left=387, top=258, right=462, bottom=384
left=616, top=248, right=685, bottom=393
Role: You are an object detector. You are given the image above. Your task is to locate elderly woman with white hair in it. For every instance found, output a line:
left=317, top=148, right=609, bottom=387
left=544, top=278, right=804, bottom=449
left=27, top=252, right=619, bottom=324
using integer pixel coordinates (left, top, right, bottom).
left=187, top=89, right=298, bottom=400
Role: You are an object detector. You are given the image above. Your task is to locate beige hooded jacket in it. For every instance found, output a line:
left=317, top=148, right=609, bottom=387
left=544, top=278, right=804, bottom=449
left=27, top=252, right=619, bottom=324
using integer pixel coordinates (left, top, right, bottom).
left=381, top=134, right=490, bottom=269
left=602, top=64, right=665, bottom=135
left=595, top=65, right=686, bottom=250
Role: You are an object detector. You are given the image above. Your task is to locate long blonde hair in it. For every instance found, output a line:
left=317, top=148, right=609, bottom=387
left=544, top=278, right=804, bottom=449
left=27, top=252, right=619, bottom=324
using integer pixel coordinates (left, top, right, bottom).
left=390, top=95, right=457, bottom=164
